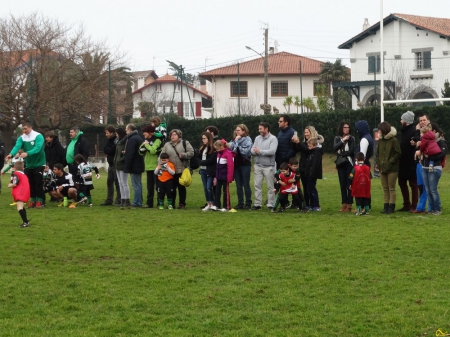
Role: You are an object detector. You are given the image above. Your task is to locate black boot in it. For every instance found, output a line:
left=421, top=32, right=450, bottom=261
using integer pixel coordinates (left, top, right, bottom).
left=386, top=203, right=395, bottom=214
left=121, top=199, right=131, bottom=208
left=380, top=203, right=389, bottom=213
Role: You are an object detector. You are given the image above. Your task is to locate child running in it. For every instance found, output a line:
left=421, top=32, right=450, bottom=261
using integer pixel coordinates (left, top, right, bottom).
left=154, top=152, right=175, bottom=209
left=349, top=152, right=372, bottom=215
left=211, top=139, right=234, bottom=212
left=8, top=160, right=31, bottom=228
left=74, top=154, right=100, bottom=207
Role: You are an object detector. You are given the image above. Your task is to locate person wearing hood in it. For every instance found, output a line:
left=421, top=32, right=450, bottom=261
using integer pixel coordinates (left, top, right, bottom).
left=44, top=131, right=66, bottom=169
left=292, top=125, right=324, bottom=210
left=139, top=125, right=161, bottom=208
left=397, top=111, right=418, bottom=212
left=375, top=121, right=401, bottom=214
left=66, top=126, right=90, bottom=177
left=124, top=124, right=145, bottom=207
left=275, top=115, right=296, bottom=169
left=354, top=120, right=374, bottom=167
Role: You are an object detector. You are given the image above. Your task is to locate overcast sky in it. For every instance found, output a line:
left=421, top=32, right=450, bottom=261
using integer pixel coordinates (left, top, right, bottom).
left=5, top=0, right=450, bottom=76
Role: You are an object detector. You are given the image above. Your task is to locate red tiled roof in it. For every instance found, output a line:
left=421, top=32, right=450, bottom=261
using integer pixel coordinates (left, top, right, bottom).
left=132, top=73, right=212, bottom=99
left=199, top=51, right=323, bottom=80
left=339, top=13, right=450, bottom=49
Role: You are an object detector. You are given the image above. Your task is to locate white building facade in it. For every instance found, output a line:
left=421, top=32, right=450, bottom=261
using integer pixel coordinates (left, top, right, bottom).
left=339, top=13, right=450, bottom=109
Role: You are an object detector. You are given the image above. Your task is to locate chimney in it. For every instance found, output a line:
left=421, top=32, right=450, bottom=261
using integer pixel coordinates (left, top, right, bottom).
left=363, top=18, right=370, bottom=31
left=269, top=47, right=274, bottom=54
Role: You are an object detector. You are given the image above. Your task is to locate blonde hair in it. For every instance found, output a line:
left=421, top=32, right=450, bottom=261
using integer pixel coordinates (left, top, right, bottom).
left=214, top=139, right=228, bottom=149
left=234, top=124, right=249, bottom=138
left=420, top=123, right=432, bottom=134
left=307, top=137, right=318, bottom=147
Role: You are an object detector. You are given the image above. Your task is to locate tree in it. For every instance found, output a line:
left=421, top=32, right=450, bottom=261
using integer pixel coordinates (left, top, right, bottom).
left=441, top=80, right=450, bottom=106
left=282, top=95, right=293, bottom=113
left=319, top=59, right=350, bottom=84
left=301, top=97, right=317, bottom=112
left=166, top=60, right=195, bottom=85
left=0, top=13, right=130, bottom=130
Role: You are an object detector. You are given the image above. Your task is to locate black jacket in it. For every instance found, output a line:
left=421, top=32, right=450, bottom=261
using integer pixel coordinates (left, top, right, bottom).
left=198, top=148, right=217, bottom=177
left=305, top=147, right=323, bottom=179
left=104, top=135, right=117, bottom=167
left=0, top=139, right=5, bottom=171
left=276, top=126, right=296, bottom=167
left=67, top=134, right=90, bottom=163
left=398, top=123, right=417, bottom=180
left=45, top=136, right=66, bottom=169
left=124, top=130, right=144, bottom=174
left=293, top=141, right=310, bottom=174
left=422, top=136, right=447, bottom=167
left=333, top=135, right=355, bottom=167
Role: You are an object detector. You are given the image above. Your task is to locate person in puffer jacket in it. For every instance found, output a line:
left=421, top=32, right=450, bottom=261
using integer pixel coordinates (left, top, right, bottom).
left=211, top=139, right=234, bottom=212
left=375, top=121, right=401, bottom=214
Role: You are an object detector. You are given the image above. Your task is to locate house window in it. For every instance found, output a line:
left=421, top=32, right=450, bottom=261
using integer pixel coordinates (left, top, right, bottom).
left=368, top=55, right=381, bottom=73
left=183, top=102, right=193, bottom=118
left=230, top=81, right=247, bottom=97
left=271, top=81, right=288, bottom=96
left=313, top=81, right=330, bottom=96
left=415, top=51, right=431, bottom=69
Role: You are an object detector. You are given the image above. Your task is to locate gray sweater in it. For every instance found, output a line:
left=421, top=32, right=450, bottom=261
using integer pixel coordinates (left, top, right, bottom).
left=251, top=133, right=278, bottom=167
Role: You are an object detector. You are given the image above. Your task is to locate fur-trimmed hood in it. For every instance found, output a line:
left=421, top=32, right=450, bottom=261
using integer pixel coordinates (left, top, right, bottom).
left=380, top=127, right=397, bottom=140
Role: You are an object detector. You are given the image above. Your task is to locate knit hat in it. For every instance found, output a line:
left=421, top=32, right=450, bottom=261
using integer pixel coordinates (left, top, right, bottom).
left=401, top=111, right=415, bottom=125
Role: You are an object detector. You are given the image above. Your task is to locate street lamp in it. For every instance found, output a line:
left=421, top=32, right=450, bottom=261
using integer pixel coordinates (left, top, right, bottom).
left=245, top=45, right=268, bottom=106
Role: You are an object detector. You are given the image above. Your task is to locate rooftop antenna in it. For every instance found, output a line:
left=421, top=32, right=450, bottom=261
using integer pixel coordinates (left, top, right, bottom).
left=204, top=58, right=212, bottom=72
left=274, top=40, right=279, bottom=53
left=363, top=18, right=370, bottom=31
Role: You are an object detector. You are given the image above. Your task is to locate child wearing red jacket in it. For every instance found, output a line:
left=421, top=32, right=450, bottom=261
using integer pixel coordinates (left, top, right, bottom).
left=8, top=160, right=31, bottom=228
left=349, top=152, right=372, bottom=215
left=211, top=139, right=234, bottom=212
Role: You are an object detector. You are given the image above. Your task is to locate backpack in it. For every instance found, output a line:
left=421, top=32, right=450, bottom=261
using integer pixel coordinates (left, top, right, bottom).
left=182, top=140, right=199, bottom=170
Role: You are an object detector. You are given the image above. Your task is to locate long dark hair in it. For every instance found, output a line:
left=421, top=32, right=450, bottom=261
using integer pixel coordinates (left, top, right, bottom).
left=337, top=121, right=351, bottom=137
left=116, top=127, right=126, bottom=140
left=431, top=123, right=445, bottom=137
left=199, top=132, right=214, bottom=155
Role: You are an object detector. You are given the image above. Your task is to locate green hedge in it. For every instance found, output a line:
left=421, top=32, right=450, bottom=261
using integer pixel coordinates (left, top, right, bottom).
left=76, top=106, right=450, bottom=155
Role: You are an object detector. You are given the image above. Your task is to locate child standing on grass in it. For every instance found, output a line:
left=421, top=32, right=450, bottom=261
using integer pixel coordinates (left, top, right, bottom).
left=349, top=152, right=372, bottom=215
left=305, top=137, right=323, bottom=211
left=8, top=160, right=31, bottom=228
left=271, top=162, right=302, bottom=213
left=154, top=152, right=175, bottom=209
left=74, top=154, right=100, bottom=207
left=210, top=139, right=234, bottom=212
left=2, top=154, right=24, bottom=206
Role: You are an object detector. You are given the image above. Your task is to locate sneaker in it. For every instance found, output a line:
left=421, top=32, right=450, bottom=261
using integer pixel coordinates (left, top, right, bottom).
left=168, top=205, right=173, bottom=210
left=89, top=203, right=93, bottom=207
left=10, top=202, right=17, bottom=206
left=267, top=206, right=273, bottom=211
left=271, top=208, right=278, bottom=213
left=277, top=207, right=285, bottom=213
left=200, top=203, right=208, bottom=210
left=159, top=205, right=164, bottom=210
left=57, top=201, right=64, bottom=207
left=202, top=205, right=211, bottom=211
left=312, top=207, right=321, bottom=212
left=244, top=204, right=252, bottom=210
left=210, top=206, right=218, bottom=211
left=35, top=201, right=44, bottom=208
left=20, top=222, right=30, bottom=228
left=69, top=202, right=77, bottom=208
left=78, top=197, right=88, bottom=204
left=27, top=201, right=35, bottom=208
left=411, top=209, right=426, bottom=214
left=284, top=202, right=291, bottom=209
left=250, top=206, right=262, bottom=210
left=219, top=208, right=227, bottom=212
left=178, top=204, right=186, bottom=209
left=234, top=204, right=245, bottom=209
left=299, top=208, right=308, bottom=213
left=100, top=201, right=112, bottom=206
left=305, top=206, right=312, bottom=211
left=432, top=210, right=442, bottom=215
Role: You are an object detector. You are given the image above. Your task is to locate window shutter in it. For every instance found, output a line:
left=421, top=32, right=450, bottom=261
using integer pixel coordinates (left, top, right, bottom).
left=376, top=55, right=381, bottom=72
left=368, top=56, right=374, bottom=73
left=424, top=51, right=431, bottom=69
left=195, top=102, right=201, bottom=117
left=177, top=102, right=183, bottom=117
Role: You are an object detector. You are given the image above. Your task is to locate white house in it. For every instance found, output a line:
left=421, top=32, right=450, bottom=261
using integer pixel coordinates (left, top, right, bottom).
left=338, top=13, right=450, bottom=109
left=132, top=74, right=212, bottom=119
left=199, top=52, right=325, bottom=117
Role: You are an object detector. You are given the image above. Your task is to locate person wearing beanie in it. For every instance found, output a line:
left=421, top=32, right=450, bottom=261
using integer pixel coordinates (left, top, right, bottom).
left=398, top=111, right=418, bottom=212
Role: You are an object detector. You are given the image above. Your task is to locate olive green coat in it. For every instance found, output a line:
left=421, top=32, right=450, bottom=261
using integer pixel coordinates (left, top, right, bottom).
left=375, top=127, right=401, bottom=173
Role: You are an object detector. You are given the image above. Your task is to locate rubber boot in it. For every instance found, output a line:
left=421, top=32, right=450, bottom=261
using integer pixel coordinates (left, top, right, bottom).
left=346, top=204, right=353, bottom=212
left=339, top=203, right=347, bottom=212
left=386, top=203, right=395, bottom=214
left=380, top=203, right=389, bottom=213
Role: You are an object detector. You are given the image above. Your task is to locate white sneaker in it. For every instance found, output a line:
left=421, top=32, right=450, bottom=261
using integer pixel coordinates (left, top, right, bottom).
left=210, top=206, right=218, bottom=211
left=202, top=205, right=211, bottom=211
left=219, top=208, right=227, bottom=212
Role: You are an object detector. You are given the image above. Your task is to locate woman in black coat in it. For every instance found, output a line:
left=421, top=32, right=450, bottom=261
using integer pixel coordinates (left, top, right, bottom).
left=198, top=132, right=217, bottom=211
left=333, top=121, right=355, bottom=212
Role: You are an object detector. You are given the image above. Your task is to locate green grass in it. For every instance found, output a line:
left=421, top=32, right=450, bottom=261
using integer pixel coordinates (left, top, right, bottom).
left=1, top=155, right=450, bottom=336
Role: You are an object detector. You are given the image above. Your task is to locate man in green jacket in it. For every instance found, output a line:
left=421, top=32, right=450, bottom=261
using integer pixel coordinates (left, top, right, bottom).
left=6, top=122, right=46, bottom=208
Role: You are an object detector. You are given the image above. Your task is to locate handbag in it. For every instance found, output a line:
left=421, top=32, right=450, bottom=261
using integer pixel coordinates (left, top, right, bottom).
left=179, top=167, right=192, bottom=187
left=334, top=155, right=348, bottom=168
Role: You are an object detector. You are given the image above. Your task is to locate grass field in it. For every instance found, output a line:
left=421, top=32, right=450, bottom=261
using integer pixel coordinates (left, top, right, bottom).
left=1, top=154, right=450, bottom=336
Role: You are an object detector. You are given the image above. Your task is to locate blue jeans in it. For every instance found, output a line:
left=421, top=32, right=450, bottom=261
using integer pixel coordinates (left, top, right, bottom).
left=416, top=163, right=429, bottom=212
left=422, top=168, right=442, bottom=212
left=234, top=165, right=252, bottom=206
left=130, top=173, right=143, bottom=206
left=199, top=169, right=214, bottom=203
left=306, top=177, right=319, bottom=208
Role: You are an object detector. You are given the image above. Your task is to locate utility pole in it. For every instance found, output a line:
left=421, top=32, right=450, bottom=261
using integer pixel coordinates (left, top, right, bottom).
left=237, top=62, right=241, bottom=116
left=264, top=27, right=268, bottom=106
left=29, top=57, right=34, bottom=126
